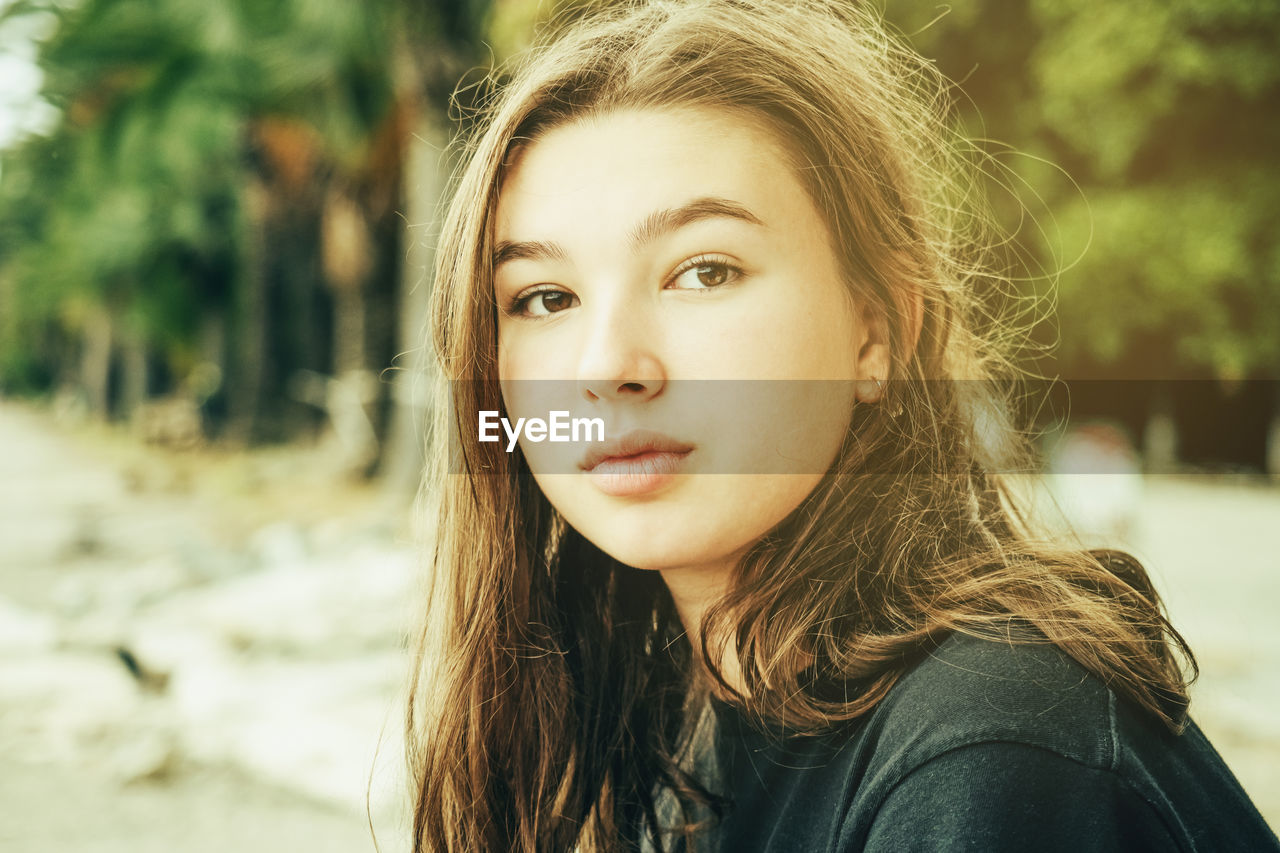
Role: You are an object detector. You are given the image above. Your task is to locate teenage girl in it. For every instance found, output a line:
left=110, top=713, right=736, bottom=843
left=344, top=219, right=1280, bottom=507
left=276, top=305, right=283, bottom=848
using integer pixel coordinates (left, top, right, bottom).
left=406, top=2, right=1280, bottom=850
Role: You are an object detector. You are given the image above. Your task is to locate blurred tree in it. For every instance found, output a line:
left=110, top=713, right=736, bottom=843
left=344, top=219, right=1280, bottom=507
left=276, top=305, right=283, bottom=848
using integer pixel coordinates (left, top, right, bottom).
left=0, top=0, right=493, bottom=462
left=378, top=0, right=494, bottom=489
left=4, top=0, right=1274, bottom=466
left=886, top=0, right=1280, bottom=382
left=2, top=0, right=248, bottom=419
left=476, top=0, right=1280, bottom=383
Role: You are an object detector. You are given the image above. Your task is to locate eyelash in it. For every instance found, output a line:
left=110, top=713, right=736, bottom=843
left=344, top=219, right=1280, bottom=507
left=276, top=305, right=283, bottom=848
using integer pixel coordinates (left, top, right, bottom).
left=504, top=284, right=571, bottom=318
left=503, top=254, right=744, bottom=318
left=664, top=254, right=744, bottom=291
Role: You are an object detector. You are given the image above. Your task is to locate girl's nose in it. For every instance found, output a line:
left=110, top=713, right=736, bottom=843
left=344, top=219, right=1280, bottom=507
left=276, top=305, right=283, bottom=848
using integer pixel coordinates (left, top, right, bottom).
left=576, top=294, right=666, bottom=404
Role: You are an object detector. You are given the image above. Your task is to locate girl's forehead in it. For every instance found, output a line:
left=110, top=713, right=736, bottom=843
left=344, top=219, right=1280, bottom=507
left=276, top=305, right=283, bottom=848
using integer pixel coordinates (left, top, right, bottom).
left=493, top=106, right=808, bottom=241
left=505, top=105, right=792, bottom=173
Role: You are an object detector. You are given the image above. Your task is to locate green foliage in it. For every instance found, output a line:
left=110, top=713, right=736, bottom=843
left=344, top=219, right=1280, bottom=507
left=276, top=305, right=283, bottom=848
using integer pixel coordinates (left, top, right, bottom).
left=2, top=0, right=1275, bottom=406
left=0, top=0, right=408, bottom=401
left=887, top=0, right=1280, bottom=378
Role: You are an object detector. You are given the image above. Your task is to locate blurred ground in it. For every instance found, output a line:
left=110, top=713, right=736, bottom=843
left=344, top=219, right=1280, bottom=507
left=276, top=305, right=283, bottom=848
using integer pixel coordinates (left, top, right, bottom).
left=1126, top=478, right=1280, bottom=825
left=0, top=401, right=415, bottom=852
left=0, top=400, right=1276, bottom=851
left=0, top=757, right=382, bottom=853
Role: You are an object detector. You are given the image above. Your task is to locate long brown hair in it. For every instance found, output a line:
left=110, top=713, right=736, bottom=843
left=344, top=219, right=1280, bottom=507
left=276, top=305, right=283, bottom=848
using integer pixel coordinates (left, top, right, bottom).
left=406, top=1, right=1195, bottom=850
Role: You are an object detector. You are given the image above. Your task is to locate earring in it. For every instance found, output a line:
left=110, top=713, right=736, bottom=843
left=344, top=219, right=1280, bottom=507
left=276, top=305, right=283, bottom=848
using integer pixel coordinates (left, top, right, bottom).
left=873, top=378, right=903, bottom=417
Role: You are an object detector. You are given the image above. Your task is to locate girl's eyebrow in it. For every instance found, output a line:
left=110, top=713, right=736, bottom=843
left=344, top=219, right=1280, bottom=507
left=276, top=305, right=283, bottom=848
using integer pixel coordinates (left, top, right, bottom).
left=628, top=196, right=765, bottom=250
left=492, top=239, right=566, bottom=270
left=492, top=196, right=764, bottom=271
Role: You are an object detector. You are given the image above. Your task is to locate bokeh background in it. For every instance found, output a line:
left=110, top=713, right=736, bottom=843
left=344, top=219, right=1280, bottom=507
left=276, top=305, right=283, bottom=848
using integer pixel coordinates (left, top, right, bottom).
left=0, top=0, right=1277, bottom=849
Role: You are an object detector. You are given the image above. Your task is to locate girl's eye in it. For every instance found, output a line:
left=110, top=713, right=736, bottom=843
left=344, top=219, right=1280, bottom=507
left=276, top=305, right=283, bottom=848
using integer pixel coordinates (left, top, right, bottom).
left=667, top=258, right=742, bottom=291
left=510, top=288, right=578, bottom=317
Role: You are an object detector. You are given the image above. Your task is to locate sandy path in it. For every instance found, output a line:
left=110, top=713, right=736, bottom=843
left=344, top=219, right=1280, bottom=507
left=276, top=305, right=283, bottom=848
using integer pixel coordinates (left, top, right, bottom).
left=0, top=402, right=405, bottom=852
left=0, top=756, right=383, bottom=853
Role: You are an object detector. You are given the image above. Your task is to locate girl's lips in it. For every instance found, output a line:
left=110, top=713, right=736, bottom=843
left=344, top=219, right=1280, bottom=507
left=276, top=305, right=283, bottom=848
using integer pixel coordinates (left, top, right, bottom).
left=585, top=448, right=692, bottom=497
left=578, top=429, right=694, bottom=472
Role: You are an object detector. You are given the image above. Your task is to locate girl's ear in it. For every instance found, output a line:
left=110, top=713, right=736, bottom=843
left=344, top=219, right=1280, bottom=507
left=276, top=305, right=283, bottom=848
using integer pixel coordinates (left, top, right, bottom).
left=853, top=299, right=891, bottom=402
left=854, top=284, right=922, bottom=403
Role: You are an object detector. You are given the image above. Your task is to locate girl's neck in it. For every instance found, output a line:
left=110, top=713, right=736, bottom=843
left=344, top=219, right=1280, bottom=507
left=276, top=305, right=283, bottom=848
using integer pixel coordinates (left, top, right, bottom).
left=658, top=560, right=745, bottom=695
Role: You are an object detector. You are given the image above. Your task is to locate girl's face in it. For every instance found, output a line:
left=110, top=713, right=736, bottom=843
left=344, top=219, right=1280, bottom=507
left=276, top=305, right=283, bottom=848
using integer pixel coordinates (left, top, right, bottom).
left=494, top=107, right=887, bottom=574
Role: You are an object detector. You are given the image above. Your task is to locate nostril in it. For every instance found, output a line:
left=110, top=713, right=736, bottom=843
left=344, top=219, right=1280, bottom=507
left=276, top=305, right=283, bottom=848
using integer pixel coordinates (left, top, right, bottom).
left=619, top=382, right=646, bottom=393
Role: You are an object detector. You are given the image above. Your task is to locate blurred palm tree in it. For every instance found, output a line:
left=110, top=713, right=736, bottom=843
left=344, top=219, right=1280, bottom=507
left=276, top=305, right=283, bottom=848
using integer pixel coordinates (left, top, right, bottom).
left=0, top=0, right=488, bottom=460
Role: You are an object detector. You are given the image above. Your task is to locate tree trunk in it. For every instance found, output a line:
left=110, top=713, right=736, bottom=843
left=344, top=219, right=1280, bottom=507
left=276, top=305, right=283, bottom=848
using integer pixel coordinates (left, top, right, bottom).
left=120, top=332, right=148, bottom=422
left=1142, top=382, right=1178, bottom=474
left=81, top=307, right=114, bottom=420
left=1268, top=381, right=1280, bottom=480
left=227, top=178, right=271, bottom=443
left=323, top=187, right=374, bottom=377
left=197, top=311, right=227, bottom=402
left=380, top=115, right=445, bottom=494
left=333, top=286, right=369, bottom=378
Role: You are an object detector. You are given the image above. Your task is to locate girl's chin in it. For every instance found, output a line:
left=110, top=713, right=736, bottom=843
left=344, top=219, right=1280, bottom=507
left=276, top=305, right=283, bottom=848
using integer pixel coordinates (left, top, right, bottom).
left=594, top=548, right=707, bottom=572
left=582, top=535, right=748, bottom=576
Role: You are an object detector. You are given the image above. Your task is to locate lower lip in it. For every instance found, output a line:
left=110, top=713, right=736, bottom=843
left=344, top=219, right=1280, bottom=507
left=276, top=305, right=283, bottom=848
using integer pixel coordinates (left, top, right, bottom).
left=587, top=450, right=691, bottom=497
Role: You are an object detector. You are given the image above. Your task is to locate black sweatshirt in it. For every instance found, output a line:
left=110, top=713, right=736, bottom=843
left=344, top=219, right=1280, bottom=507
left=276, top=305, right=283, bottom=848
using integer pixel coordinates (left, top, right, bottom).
left=697, top=633, right=1279, bottom=852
